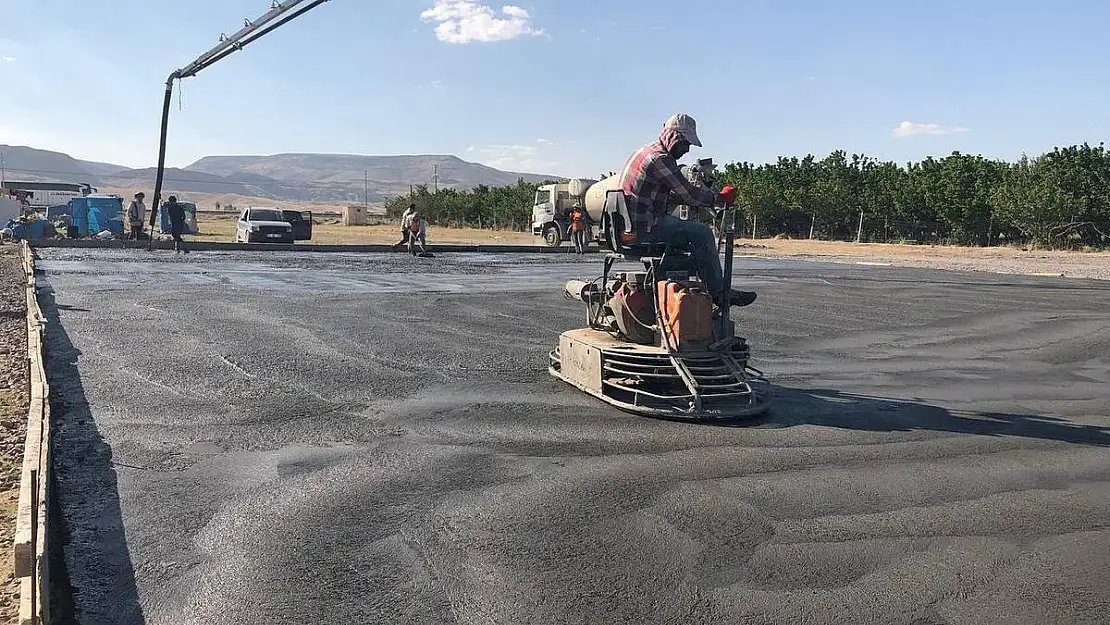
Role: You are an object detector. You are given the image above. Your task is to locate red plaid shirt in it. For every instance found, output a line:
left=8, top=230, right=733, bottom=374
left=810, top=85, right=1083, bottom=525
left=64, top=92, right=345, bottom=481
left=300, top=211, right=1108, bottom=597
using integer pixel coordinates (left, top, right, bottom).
left=617, top=128, right=717, bottom=238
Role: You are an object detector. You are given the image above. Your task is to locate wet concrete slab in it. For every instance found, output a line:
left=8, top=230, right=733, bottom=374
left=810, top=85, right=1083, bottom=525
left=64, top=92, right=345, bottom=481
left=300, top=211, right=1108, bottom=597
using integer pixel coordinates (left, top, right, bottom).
left=36, top=248, right=1110, bottom=625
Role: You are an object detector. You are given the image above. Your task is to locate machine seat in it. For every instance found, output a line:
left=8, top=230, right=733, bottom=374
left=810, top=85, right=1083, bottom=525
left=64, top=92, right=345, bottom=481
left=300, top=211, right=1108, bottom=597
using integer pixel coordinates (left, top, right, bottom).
left=600, top=190, right=695, bottom=259
left=599, top=189, right=699, bottom=281
left=605, top=241, right=685, bottom=261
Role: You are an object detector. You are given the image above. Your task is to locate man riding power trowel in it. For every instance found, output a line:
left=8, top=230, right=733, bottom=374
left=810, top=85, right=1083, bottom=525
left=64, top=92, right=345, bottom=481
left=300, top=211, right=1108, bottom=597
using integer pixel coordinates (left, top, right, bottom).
left=616, top=113, right=756, bottom=311
left=548, top=112, right=769, bottom=420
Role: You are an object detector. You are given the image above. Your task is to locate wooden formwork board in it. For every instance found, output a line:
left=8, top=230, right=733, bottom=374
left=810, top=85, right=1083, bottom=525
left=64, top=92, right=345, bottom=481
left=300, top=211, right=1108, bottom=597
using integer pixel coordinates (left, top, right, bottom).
left=14, top=241, right=50, bottom=625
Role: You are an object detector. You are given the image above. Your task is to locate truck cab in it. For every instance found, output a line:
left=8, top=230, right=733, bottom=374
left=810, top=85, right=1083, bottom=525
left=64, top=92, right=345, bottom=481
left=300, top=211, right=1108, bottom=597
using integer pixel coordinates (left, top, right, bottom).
left=530, top=184, right=567, bottom=247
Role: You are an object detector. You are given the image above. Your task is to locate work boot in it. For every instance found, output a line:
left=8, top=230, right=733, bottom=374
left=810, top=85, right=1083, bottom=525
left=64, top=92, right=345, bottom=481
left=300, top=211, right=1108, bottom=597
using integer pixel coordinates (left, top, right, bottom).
left=717, top=290, right=756, bottom=308
left=730, top=290, right=757, bottom=307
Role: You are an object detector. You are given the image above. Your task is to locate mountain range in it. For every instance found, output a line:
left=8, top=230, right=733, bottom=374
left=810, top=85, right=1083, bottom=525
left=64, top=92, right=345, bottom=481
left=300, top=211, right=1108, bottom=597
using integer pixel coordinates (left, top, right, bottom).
left=0, top=144, right=562, bottom=207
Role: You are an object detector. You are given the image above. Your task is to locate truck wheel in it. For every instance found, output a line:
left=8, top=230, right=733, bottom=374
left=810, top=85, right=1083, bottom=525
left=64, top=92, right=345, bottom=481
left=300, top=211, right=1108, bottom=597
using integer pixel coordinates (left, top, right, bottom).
left=543, top=224, right=563, bottom=248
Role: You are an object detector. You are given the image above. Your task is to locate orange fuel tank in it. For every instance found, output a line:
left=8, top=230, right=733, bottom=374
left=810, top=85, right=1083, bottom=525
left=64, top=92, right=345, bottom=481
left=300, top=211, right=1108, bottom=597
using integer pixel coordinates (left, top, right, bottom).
left=656, top=280, right=714, bottom=350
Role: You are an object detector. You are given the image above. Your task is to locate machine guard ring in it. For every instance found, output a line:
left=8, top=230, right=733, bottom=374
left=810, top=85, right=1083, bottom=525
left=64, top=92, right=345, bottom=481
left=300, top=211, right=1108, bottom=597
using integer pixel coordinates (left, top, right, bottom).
left=548, top=329, right=771, bottom=422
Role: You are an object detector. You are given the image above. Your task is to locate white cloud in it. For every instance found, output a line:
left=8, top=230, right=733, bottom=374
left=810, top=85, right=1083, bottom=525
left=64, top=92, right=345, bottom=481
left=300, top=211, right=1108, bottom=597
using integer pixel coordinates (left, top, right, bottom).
left=892, top=121, right=970, bottom=138
left=420, top=1, right=543, bottom=44
left=0, top=56, right=14, bottom=63
left=468, top=143, right=560, bottom=173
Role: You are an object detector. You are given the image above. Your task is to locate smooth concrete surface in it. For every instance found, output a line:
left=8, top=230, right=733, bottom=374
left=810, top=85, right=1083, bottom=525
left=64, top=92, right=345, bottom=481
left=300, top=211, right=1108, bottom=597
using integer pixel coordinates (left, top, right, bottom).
left=28, top=238, right=581, bottom=254
left=36, top=248, right=1110, bottom=625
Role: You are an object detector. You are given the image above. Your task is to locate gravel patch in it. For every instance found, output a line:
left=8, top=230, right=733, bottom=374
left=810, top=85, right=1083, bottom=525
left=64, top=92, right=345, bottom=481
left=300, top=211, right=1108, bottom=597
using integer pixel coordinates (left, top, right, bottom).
left=872, top=254, right=1110, bottom=280
left=736, top=243, right=1110, bottom=281
left=0, top=244, right=28, bottom=621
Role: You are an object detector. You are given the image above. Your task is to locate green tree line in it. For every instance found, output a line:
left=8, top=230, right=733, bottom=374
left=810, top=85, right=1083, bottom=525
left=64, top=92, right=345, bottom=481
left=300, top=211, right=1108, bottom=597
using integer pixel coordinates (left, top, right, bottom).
left=385, top=180, right=547, bottom=231
left=384, top=142, right=1110, bottom=248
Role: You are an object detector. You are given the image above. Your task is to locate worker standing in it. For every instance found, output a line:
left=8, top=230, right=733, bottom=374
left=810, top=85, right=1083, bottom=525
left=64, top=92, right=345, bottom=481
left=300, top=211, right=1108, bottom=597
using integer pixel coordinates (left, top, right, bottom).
left=394, top=203, right=416, bottom=249
left=569, top=202, right=588, bottom=254
left=127, top=192, right=146, bottom=240
left=165, top=195, right=189, bottom=254
left=407, top=211, right=428, bottom=256
left=616, top=113, right=755, bottom=308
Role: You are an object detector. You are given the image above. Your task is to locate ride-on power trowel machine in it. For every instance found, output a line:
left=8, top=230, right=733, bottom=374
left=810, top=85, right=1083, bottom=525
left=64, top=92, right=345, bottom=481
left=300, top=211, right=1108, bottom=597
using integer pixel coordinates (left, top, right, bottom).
left=548, top=186, right=771, bottom=421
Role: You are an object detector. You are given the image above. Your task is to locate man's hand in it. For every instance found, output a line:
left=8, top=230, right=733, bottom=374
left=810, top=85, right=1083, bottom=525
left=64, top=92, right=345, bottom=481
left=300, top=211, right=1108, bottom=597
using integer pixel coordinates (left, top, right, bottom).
left=717, top=184, right=738, bottom=206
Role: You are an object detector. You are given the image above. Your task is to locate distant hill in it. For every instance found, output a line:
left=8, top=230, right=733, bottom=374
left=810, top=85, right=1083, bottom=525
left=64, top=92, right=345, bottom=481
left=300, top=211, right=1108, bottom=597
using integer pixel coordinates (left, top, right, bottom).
left=0, top=144, right=563, bottom=205
left=0, top=145, right=98, bottom=184
left=76, top=159, right=132, bottom=177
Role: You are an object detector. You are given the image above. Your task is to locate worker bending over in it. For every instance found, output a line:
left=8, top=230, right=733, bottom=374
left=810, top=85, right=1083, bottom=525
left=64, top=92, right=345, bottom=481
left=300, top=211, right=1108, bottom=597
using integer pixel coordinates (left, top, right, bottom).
left=394, top=203, right=416, bottom=249
left=406, top=210, right=428, bottom=256
left=616, top=113, right=755, bottom=308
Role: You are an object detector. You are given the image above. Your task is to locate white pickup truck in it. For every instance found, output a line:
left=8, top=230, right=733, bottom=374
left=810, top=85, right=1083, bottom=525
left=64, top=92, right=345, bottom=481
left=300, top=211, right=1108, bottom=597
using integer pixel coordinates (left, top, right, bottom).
left=234, top=207, right=295, bottom=244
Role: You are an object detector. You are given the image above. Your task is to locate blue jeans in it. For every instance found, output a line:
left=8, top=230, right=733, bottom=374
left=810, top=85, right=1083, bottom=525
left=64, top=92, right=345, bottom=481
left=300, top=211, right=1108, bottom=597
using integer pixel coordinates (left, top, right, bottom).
left=644, top=215, right=723, bottom=294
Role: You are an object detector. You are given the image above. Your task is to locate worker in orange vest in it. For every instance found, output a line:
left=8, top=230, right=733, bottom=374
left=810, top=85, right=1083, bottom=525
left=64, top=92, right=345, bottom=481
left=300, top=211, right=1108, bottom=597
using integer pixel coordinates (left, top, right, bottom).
left=568, top=202, right=588, bottom=254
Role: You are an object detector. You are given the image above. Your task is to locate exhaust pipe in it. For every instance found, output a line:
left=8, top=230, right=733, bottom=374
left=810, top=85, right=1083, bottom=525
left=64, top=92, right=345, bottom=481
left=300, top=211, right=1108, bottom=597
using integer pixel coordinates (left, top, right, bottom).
left=564, top=280, right=601, bottom=302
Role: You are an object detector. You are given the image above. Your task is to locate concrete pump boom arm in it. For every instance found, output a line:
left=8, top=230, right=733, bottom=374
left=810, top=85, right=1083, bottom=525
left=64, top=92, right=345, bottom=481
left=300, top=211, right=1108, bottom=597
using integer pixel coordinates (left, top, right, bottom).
left=148, top=0, right=331, bottom=246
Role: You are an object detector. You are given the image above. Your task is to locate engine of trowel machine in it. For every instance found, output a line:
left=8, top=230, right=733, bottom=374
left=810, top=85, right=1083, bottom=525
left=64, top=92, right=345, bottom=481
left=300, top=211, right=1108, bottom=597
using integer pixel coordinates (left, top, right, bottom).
left=605, top=274, right=715, bottom=350
left=607, top=276, right=656, bottom=345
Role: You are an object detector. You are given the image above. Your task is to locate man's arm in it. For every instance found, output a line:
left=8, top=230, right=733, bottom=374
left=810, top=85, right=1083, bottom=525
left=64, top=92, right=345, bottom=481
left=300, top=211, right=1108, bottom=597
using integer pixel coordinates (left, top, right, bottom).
left=652, top=155, right=717, bottom=207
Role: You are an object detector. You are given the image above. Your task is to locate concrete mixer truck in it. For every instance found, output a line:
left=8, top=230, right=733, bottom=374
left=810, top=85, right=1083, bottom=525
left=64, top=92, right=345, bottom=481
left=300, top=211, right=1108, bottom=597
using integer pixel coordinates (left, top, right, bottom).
left=529, top=158, right=721, bottom=248
left=531, top=176, right=610, bottom=247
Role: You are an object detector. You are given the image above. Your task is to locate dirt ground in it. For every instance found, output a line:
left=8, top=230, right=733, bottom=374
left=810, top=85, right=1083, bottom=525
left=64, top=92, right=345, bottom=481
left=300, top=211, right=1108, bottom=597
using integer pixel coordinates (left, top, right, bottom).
left=0, top=245, right=27, bottom=622
left=190, top=215, right=1110, bottom=280
left=192, top=214, right=537, bottom=246
left=734, top=238, right=1110, bottom=281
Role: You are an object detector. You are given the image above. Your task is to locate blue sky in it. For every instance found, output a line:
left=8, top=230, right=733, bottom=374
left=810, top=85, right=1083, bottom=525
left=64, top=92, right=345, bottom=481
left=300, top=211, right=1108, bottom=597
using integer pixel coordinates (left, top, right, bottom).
left=0, top=0, right=1106, bottom=178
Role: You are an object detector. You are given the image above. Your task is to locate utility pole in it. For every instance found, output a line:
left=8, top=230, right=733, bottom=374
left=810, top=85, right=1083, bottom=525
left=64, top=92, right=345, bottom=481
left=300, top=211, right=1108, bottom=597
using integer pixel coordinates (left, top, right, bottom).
left=433, top=162, right=438, bottom=194
left=856, top=209, right=864, bottom=243
left=147, top=0, right=331, bottom=249
left=364, top=170, right=368, bottom=208
left=1, top=152, right=5, bottom=187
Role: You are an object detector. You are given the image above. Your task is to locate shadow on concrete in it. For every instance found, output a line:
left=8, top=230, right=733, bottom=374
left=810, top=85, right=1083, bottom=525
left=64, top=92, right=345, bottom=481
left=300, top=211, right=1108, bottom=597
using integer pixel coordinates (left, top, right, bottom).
left=39, top=286, right=146, bottom=625
left=736, top=385, right=1110, bottom=446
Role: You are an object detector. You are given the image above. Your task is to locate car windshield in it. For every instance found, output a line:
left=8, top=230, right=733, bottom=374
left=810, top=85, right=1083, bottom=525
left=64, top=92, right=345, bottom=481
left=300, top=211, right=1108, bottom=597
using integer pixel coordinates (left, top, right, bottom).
left=249, top=209, right=282, bottom=221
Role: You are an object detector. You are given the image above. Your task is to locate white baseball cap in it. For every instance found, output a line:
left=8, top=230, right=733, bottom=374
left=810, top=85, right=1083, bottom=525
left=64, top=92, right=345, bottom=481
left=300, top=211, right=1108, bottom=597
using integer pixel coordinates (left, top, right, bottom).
left=663, top=113, right=702, bottom=147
